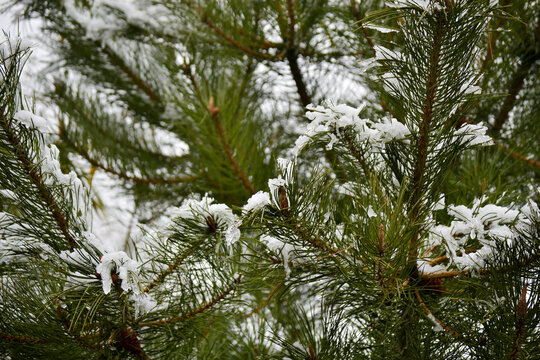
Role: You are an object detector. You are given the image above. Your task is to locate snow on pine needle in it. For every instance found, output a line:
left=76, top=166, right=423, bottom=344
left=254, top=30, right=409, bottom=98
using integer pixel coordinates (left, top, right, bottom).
left=292, top=102, right=410, bottom=157
left=420, top=197, right=539, bottom=273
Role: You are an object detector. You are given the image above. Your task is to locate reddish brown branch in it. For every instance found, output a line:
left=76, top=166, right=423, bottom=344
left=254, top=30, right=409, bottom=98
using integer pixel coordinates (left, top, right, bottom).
left=415, top=289, right=478, bottom=344
left=510, top=285, right=528, bottom=359
left=350, top=0, right=376, bottom=55
left=409, top=11, right=445, bottom=261
left=138, top=275, right=242, bottom=327
left=144, top=246, right=196, bottom=293
left=0, top=333, right=46, bottom=344
left=307, top=344, right=318, bottom=360
left=292, top=222, right=339, bottom=254
left=100, top=44, right=161, bottom=104
left=427, top=248, right=480, bottom=266
left=61, top=130, right=197, bottom=185
left=495, top=140, right=540, bottom=168
left=208, top=97, right=256, bottom=195
left=244, top=273, right=285, bottom=318
left=285, top=0, right=296, bottom=48
left=193, top=6, right=285, bottom=60
left=1, top=109, right=77, bottom=250
left=492, top=19, right=540, bottom=135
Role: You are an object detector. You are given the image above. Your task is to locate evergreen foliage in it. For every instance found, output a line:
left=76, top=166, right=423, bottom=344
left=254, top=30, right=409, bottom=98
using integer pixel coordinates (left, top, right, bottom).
left=1, top=0, right=539, bottom=358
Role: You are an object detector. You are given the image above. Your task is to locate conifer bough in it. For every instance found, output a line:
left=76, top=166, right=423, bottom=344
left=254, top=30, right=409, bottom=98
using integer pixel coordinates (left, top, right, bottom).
left=1, top=0, right=539, bottom=359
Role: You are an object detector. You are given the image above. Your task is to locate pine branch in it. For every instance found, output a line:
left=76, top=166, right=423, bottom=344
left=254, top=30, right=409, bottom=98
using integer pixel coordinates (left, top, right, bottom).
left=281, top=0, right=312, bottom=109
left=509, top=285, right=528, bottom=360
left=143, top=246, right=197, bottom=293
left=479, top=0, right=512, bottom=75
left=414, top=289, right=479, bottom=345
left=494, top=140, right=540, bottom=168
left=55, top=299, right=100, bottom=351
left=192, top=4, right=285, bottom=60
left=285, top=0, right=296, bottom=49
left=244, top=272, right=285, bottom=318
left=492, top=19, right=540, bottom=135
left=138, top=274, right=242, bottom=327
left=208, top=97, right=256, bottom=195
left=291, top=221, right=339, bottom=254
left=420, top=252, right=540, bottom=279
left=0, top=333, right=46, bottom=344
left=100, top=43, right=162, bottom=105
left=286, top=49, right=311, bottom=109
left=408, top=9, right=445, bottom=262
left=0, top=108, right=77, bottom=251
left=54, top=83, right=183, bottom=162
left=376, top=224, right=387, bottom=290
left=350, top=0, right=376, bottom=55
left=60, top=129, right=198, bottom=185
left=341, top=130, right=371, bottom=177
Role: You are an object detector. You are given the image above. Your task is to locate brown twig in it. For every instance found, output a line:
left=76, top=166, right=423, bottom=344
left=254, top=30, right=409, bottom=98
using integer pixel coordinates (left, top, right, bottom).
left=427, top=248, right=480, bottom=266
left=244, top=273, right=285, bottom=318
left=193, top=6, right=285, bottom=60
left=421, top=245, right=440, bottom=258
left=408, top=10, right=445, bottom=261
left=307, top=344, right=318, bottom=360
left=208, top=97, right=256, bottom=195
left=495, top=140, right=540, bottom=168
left=0, top=333, right=46, bottom=344
left=61, top=131, right=198, bottom=185
left=315, top=245, right=354, bottom=261
left=492, top=18, right=540, bottom=135
left=350, top=0, right=376, bottom=55
left=138, top=275, right=242, bottom=327
left=420, top=252, right=540, bottom=280
left=415, top=289, right=478, bottom=344
left=292, top=222, right=339, bottom=254
left=510, top=285, right=528, bottom=359
left=100, top=44, right=161, bottom=104
left=0, top=108, right=77, bottom=251
left=285, top=0, right=296, bottom=48
left=143, top=246, right=197, bottom=293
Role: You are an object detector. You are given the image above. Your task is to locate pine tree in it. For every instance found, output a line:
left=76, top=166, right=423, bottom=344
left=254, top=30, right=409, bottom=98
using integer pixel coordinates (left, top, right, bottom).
left=1, top=0, right=539, bottom=359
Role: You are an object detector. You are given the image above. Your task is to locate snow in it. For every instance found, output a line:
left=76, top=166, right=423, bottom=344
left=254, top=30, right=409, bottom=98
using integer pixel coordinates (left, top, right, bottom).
left=244, top=191, right=271, bottom=213
left=425, top=197, right=525, bottom=271
left=453, top=123, right=493, bottom=147
left=292, top=102, right=410, bottom=157
left=433, top=194, right=445, bottom=211
left=387, top=0, right=443, bottom=12
left=0, top=189, right=17, bottom=201
left=261, top=235, right=295, bottom=277
left=367, top=205, right=377, bottom=218
left=337, top=182, right=357, bottom=197
left=372, top=117, right=411, bottom=143
left=427, top=313, right=444, bottom=332
left=266, top=159, right=294, bottom=208
left=168, top=195, right=241, bottom=245
left=130, top=293, right=157, bottom=317
left=96, top=251, right=140, bottom=294
left=363, top=24, right=398, bottom=33
left=14, top=110, right=52, bottom=133
left=373, top=45, right=402, bottom=62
